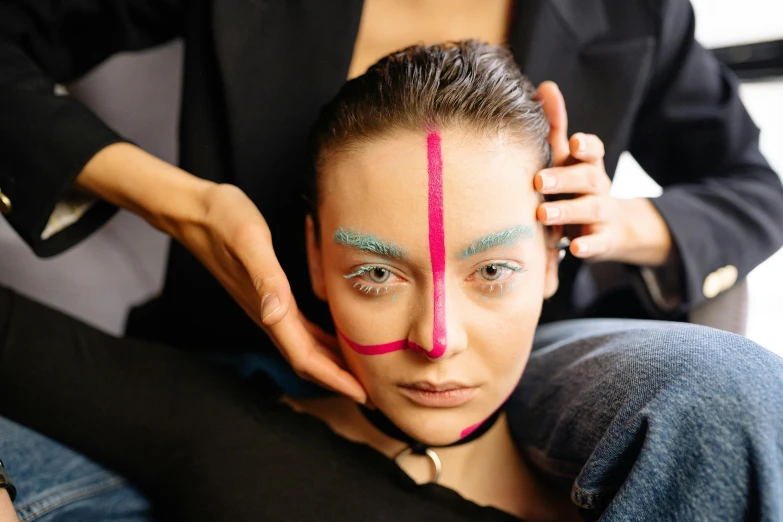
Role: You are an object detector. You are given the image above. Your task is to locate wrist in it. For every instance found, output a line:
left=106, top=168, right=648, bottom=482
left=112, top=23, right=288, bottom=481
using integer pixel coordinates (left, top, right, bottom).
left=618, top=198, right=672, bottom=267
left=77, top=142, right=214, bottom=239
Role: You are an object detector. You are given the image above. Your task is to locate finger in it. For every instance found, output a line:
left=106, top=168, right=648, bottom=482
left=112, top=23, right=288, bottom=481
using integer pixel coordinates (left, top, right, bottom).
left=569, top=231, right=615, bottom=260
left=300, top=341, right=348, bottom=372
left=536, top=81, right=570, bottom=165
left=569, top=133, right=606, bottom=164
left=232, top=224, right=292, bottom=326
left=537, top=195, right=606, bottom=226
left=299, top=312, right=340, bottom=352
left=271, top=312, right=367, bottom=403
left=535, top=163, right=611, bottom=196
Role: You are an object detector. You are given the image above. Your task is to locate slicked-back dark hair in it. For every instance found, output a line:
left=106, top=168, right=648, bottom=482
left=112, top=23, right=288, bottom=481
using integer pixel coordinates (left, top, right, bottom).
left=308, top=40, right=552, bottom=213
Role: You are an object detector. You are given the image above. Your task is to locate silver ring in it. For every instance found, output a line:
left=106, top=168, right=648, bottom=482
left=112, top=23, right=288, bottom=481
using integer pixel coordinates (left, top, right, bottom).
left=556, top=237, right=571, bottom=264
left=395, top=446, right=442, bottom=483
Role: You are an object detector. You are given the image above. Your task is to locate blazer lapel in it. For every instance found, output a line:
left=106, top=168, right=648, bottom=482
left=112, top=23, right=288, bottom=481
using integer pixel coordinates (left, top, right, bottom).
left=511, top=0, right=654, bottom=176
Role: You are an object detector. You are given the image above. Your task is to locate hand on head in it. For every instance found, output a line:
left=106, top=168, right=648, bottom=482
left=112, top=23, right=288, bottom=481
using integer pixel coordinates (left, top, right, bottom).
left=534, top=82, right=672, bottom=266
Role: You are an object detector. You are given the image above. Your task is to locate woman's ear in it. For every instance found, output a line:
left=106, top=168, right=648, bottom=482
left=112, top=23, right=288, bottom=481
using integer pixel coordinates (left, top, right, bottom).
left=543, top=225, right=563, bottom=299
left=305, top=215, right=328, bottom=301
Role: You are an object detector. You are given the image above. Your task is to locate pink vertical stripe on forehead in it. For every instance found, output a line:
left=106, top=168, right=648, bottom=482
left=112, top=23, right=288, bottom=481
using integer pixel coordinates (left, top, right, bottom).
left=427, top=132, right=447, bottom=359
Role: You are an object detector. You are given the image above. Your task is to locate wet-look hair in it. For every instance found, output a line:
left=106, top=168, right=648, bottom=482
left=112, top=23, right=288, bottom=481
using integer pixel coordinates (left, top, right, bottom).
left=307, top=39, right=553, bottom=215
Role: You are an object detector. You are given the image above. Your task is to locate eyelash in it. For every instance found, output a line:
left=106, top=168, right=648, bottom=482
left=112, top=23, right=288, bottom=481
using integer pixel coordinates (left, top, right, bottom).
left=344, top=266, right=398, bottom=296
left=343, top=262, right=526, bottom=298
left=471, top=262, right=526, bottom=297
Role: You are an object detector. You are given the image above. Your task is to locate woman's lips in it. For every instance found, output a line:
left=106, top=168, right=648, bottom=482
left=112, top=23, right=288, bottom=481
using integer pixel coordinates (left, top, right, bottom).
left=397, top=382, right=478, bottom=407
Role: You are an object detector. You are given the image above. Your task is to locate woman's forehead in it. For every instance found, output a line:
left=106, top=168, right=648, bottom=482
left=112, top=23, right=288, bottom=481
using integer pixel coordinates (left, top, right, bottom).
left=319, top=128, right=542, bottom=256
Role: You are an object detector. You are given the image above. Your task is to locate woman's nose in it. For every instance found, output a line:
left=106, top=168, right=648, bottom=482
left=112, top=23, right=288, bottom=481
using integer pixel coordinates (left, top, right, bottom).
left=408, top=286, right=468, bottom=360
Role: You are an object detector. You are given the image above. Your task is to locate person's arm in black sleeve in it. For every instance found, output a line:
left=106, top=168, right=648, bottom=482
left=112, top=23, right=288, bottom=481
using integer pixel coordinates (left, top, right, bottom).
left=0, top=0, right=184, bottom=256
left=629, top=0, right=783, bottom=314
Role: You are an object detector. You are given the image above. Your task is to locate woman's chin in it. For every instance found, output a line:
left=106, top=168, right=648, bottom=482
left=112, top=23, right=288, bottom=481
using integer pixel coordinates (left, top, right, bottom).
left=385, top=409, right=473, bottom=447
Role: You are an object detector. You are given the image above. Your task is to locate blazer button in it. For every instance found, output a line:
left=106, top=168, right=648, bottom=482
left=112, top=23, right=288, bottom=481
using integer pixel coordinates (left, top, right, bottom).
left=702, top=271, right=722, bottom=299
left=720, top=265, right=738, bottom=290
left=0, top=189, right=10, bottom=215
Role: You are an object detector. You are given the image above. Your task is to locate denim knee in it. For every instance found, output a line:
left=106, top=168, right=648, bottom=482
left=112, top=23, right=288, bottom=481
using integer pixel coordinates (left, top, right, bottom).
left=560, top=322, right=783, bottom=519
left=609, top=322, right=783, bottom=425
left=524, top=321, right=783, bottom=436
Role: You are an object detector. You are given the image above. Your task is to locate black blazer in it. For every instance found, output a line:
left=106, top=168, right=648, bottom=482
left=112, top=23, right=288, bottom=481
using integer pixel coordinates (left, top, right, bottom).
left=1, top=0, right=781, bottom=352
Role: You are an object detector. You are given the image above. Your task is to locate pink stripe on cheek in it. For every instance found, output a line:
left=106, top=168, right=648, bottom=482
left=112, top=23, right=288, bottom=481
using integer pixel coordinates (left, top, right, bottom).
left=460, top=389, right=515, bottom=439
left=427, top=132, right=447, bottom=359
left=459, top=421, right=483, bottom=439
left=338, top=329, right=425, bottom=356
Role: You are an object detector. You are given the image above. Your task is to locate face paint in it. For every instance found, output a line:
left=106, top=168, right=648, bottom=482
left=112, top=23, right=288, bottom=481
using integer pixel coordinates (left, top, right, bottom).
left=337, top=132, right=448, bottom=359
left=340, top=322, right=506, bottom=441
left=458, top=225, right=534, bottom=260
left=337, top=329, right=428, bottom=356
left=459, top=388, right=516, bottom=439
left=427, top=131, right=447, bottom=359
left=334, top=228, right=408, bottom=260
left=459, top=420, right=484, bottom=439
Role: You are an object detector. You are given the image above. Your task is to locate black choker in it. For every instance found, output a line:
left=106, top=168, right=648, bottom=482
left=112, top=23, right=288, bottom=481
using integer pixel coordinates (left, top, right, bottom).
left=359, top=405, right=504, bottom=483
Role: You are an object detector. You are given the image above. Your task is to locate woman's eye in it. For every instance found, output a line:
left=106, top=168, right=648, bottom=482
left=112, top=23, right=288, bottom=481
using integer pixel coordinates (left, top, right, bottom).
left=368, top=267, right=391, bottom=283
left=479, top=264, right=503, bottom=281
left=344, top=265, right=400, bottom=296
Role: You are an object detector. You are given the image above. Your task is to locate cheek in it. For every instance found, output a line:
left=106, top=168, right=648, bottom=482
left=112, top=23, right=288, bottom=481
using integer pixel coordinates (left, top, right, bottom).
left=322, top=250, right=415, bottom=346
left=469, top=279, right=544, bottom=385
left=325, top=272, right=404, bottom=342
left=340, top=348, right=399, bottom=399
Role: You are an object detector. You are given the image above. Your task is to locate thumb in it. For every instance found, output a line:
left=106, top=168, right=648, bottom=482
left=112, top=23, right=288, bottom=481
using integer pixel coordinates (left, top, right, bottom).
left=537, top=81, right=570, bottom=166
left=234, top=226, right=293, bottom=326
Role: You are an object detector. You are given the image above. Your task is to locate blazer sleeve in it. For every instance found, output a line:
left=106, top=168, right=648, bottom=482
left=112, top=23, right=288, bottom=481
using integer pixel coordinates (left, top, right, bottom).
left=0, top=0, right=184, bottom=256
left=628, top=0, right=783, bottom=313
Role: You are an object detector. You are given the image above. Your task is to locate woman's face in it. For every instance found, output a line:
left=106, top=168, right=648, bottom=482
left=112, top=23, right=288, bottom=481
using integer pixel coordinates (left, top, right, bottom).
left=307, top=127, right=560, bottom=446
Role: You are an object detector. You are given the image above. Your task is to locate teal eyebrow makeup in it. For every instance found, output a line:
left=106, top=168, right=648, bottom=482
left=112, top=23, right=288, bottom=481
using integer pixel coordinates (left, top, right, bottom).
left=333, top=227, right=408, bottom=259
left=458, top=225, right=534, bottom=260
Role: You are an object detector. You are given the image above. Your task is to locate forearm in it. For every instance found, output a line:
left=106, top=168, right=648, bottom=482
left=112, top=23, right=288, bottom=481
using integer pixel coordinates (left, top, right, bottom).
left=76, top=142, right=214, bottom=239
left=0, top=0, right=183, bottom=256
left=0, top=490, right=16, bottom=522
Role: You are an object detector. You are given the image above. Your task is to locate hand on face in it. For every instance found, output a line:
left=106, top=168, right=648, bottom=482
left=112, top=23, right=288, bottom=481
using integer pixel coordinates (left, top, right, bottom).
left=534, top=82, right=672, bottom=266
left=182, top=184, right=366, bottom=403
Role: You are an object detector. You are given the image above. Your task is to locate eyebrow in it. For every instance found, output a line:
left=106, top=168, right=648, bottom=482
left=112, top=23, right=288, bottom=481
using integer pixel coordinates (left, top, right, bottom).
left=458, top=225, right=535, bottom=259
left=333, top=227, right=408, bottom=260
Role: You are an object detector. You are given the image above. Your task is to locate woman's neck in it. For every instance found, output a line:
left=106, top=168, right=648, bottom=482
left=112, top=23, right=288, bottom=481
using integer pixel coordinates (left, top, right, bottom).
left=283, top=394, right=579, bottom=520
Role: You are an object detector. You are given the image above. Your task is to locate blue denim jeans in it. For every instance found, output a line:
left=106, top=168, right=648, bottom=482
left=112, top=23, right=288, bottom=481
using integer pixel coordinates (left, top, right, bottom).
left=0, top=417, right=149, bottom=521
left=2, top=319, right=782, bottom=521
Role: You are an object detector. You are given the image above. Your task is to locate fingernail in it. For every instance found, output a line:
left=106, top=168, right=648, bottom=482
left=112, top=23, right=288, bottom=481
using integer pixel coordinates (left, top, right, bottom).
left=545, top=206, right=561, bottom=221
left=576, top=241, right=589, bottom=254
left=576, top=134, right=587, bottom=155
left=540, top=173, right=556, bottom=190
left=261, top=294, right=281, bottom=323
